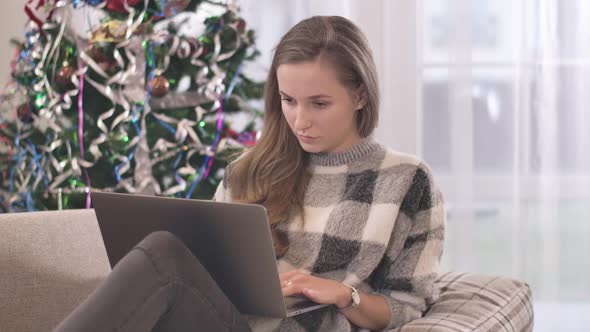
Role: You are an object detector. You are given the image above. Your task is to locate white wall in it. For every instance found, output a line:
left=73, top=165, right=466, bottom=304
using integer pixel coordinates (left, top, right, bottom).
left=0, top=1, right=29, bottom=86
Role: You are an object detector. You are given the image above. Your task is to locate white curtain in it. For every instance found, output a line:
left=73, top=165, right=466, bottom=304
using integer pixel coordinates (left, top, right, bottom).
left=420, top=0, right=590, bottom=306
left=239, top=0, right=590, bottom=317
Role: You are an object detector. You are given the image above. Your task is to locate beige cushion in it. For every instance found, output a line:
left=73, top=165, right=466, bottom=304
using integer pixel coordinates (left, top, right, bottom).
left=393, top=272, right=534, bottom=332
left=0, top=209, right=110, bottom=332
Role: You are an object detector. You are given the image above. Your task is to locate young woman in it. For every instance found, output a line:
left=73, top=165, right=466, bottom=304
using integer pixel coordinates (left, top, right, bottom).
left=56, top=16, right=445, bottom=332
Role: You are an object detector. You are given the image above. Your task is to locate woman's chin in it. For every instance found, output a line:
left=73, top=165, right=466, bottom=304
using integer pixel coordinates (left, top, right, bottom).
left=298, top=141, right=324, bottom=153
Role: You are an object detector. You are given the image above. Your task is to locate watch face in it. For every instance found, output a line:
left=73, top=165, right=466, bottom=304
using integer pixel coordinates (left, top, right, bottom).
left=352, top=290, right=361, bottom=307
left=343, top=283, right=361, bottom=308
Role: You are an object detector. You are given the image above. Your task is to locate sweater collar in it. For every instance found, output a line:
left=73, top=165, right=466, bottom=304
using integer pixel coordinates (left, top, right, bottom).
left=308, top=136, right=380, bottom=167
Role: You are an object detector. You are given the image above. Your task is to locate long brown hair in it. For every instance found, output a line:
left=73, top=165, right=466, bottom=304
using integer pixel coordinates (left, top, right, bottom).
left=226, top=16, right=380, bottom=257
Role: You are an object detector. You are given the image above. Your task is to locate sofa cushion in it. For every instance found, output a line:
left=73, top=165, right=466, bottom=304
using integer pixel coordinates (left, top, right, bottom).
left=392, top=272, right=534, bottom=332
left=0, top=209, right=111, bottom=332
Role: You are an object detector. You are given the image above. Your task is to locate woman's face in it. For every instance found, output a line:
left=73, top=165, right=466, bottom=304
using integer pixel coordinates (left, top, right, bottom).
left=277, top=58, right=362, bottom=154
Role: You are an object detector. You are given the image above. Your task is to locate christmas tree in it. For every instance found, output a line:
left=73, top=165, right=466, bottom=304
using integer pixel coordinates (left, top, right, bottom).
left=0, top=0, right=263, bottom=213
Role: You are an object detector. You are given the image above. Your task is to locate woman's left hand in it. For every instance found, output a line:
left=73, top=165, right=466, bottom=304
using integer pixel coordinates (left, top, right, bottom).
left=279, top=270, right=351, bottom=309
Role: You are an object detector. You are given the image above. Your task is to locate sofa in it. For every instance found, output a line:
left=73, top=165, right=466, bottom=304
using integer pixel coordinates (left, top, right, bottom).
left=0, top=209, right=534, bottom=331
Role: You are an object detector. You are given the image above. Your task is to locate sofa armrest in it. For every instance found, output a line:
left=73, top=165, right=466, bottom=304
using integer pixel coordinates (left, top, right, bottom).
left=0, top=209, right=111, bottom=332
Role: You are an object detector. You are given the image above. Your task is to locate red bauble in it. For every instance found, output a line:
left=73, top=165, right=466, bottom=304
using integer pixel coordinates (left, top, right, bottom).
left=86, top=46, right=117, bottom=72
left=148, top=75, right=170, bottom=98
left=17, top=103, right=33, bottom=123
left=225, top=128, right=238, bottom=139
left=106, top=0, right=141, bottom=13
left=200, top=46, right=210, bottom=57
left=236, top=18, right=246, bottom=34
left=188, top=38, right=200, bottom=50
left=55, top=65, right=76, bottom=93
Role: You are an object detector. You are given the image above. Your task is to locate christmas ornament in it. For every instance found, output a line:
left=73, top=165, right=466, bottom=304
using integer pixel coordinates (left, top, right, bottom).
left=148, top=75, right=170, bottom=98
left=106, top=0, right=141, bottom=14
left=224, top=127, right=257, bottom=147
left=55, top=64, right=76, bottom=93
left=177, top=40, right=192, bottom=58
left=201, top=46, right=210, bottom=57
left=17, top=103, right=33, bottom=123
left=86, top=46, right=117, bottom=72
left=90, top=20, right=128, bottom=43
left=176, top=38, right=202, bottom=58
left=236, top=18, right=246, bottom=34
left=238, top=131, right=257, bottom=147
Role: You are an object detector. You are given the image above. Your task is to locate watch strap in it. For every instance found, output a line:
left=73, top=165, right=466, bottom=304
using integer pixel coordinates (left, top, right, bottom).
left=341, top=283, right=360, bottom=309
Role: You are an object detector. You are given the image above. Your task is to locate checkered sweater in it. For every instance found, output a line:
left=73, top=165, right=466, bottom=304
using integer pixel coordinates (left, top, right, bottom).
left=214, top=138, right=446, bottom=331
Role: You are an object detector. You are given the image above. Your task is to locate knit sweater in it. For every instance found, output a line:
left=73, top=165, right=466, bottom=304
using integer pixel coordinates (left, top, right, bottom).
left=213, top=137, right=446, bottom=331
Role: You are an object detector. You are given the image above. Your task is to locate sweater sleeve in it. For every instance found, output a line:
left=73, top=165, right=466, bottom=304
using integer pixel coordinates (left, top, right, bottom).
left=211, top=181, right=227, bottom=202
left=211, top=167, right=232, bottom=202
left=368, top=163, right=446, bottom=330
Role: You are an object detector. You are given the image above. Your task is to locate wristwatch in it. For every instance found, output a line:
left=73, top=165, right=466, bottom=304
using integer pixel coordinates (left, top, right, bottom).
left=341, top=283, right=361, bottom=309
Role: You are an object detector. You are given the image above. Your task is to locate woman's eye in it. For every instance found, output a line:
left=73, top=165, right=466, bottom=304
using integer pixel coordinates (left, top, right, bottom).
left=281, top=97, right=294, bottom=104
left=313, top=101, right=328, bottom=108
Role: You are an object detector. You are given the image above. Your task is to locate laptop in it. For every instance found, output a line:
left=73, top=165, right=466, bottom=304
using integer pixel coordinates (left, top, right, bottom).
left=91, top=191, right=329, bottom=318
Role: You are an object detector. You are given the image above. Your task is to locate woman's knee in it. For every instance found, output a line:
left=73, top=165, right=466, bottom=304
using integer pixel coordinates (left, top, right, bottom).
left=139, top=231, right=184, bottom=252
left=135, top=231, right=200, bottom=279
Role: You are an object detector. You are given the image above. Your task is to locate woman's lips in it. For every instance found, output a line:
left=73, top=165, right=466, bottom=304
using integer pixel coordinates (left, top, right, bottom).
left=297, top=134, right=318, bottom=143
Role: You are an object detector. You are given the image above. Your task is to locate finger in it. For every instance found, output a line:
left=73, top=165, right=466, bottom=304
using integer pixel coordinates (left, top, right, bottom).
left=302, top=288, right=320, bottom=301
left=280, top=279, right=293, bottom=288
left=279, top=270, right=302, bottom=281
left=281, top=276, right=313, bottom=297
left=281, top=283, right=302, bottom=297
left=281, top=275, right=303, bottom=291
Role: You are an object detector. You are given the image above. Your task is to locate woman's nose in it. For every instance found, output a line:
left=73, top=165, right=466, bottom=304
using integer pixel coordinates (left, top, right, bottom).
left=294, top=108, right=312, bottom=130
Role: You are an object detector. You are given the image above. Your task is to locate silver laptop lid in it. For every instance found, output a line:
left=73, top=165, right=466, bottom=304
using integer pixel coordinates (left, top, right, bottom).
left=92, top=191, right=289, bottom=318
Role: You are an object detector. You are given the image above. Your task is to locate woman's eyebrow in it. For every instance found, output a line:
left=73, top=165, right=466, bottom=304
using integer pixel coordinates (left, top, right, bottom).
left=308, top=94, right=332, bottom=100
left=279, top=90, right=332, bottom=100
left=279, top=90, right=293, bottom=98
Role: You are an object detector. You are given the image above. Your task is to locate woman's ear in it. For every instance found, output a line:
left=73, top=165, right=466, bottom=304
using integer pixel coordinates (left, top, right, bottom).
left=355, top=88, right=367, bottom=110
